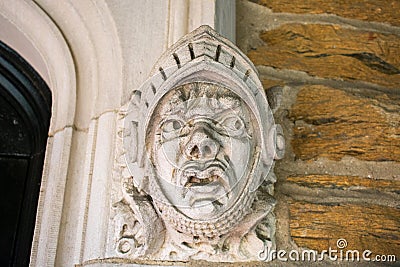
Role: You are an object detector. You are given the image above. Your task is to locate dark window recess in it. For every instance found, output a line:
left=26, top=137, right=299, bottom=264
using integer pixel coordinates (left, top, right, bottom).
left=0, top=41, right=51, bottom=267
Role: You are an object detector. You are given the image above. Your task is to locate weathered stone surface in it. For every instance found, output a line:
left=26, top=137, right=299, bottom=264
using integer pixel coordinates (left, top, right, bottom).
left=249, top=0, right=400, bottom=26
left=289, top=85, right=400, bottom=162
left=287, top=175, right=400, bottom=193
left=248, top=24, right=400, bottom=88
left=118, top=26, right=282, bottom=262
left=289, top=200, right=400, bottom=256
left=262, top=79, right=285, bottom=90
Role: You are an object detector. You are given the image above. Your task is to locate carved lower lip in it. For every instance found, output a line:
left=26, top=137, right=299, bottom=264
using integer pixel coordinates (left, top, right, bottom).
left=185, top=182, right=229, bottom=207
left=180, top=171, right=231, bottom=207
left=187, top=181, right=221, bottom=192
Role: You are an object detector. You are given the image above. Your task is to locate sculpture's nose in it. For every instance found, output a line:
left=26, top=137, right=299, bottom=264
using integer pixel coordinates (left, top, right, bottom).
left=185, top=125, right=219, bottom=160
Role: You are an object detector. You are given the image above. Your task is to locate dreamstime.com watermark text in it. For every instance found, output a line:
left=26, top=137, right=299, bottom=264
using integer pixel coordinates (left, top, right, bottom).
left=258, top=238, right=397, bottom=263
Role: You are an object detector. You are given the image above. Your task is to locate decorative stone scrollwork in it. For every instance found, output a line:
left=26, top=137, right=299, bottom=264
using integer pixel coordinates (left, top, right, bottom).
left=113, top=25, right=284, bottom=262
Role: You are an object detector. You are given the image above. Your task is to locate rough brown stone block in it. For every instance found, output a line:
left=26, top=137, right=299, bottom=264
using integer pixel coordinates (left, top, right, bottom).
left=289, top=200, right=400, bottom=256
left=249, top=0, right=400, bottom=26
left=248, top=24, right=400, bottom=88
left=262, top=79, right=285, bottom=90
left=290, top=85, right=400, bottom=161
left=287, top=175, right=400, bottom=193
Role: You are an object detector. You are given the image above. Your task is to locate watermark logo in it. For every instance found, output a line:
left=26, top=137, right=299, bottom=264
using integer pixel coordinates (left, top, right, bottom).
left=336, top=238, right=347, bottom=249
left=258, top=238, right=397, bottom=263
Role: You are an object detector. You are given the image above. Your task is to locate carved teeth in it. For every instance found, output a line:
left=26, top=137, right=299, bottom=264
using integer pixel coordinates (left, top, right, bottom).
left=185, top=170, right=196, bottom=177
left=185, top=174, right=219, bottom=187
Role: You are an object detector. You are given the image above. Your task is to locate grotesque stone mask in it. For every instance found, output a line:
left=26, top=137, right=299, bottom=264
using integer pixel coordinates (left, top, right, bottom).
left=147, top=82, right=258, bottom=237
left=116, top=25, right=285, bottom=262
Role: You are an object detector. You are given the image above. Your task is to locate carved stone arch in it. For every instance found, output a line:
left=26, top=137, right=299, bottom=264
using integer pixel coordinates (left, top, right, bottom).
left=33, top=0, right=124, bottom=128
left=0, top=0, right=76, bottom=132
left=0, top=0, right=124, bottom=266
left=0, top=1, right=76, bottom=266
left=30, top=1, right=124, bottom=265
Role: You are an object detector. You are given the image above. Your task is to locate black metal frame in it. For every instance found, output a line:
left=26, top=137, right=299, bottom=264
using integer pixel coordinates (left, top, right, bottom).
left=0, top=40, right=51, bottom=266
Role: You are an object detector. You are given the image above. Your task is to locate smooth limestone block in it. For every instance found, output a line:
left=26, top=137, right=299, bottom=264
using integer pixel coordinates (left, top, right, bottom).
left=248, top=24, right=400, bottom=88
left=249, top=0, right=400, bottom=26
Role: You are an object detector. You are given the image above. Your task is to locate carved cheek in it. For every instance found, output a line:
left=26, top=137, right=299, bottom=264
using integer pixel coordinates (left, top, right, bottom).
left=229, top=138, right=251, bottom=184
left=154, top=138, right=181, bottom=182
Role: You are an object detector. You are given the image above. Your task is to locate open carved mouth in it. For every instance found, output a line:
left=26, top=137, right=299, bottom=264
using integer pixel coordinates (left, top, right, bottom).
left=179, top=163, right=230, bottom=193
left=174, top=162, right=235, bottom=212
left=185, top=174, right=220, bottom=187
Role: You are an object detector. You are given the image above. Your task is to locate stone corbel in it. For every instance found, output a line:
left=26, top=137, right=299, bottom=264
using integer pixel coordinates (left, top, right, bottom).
left=113, top=25, right=284, bottom=263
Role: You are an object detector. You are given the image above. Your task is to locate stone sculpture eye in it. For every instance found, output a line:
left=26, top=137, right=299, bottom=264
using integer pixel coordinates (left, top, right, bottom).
left=221, top=115, right=245, bottom=137
left=161, top=119, right=184, bottom=139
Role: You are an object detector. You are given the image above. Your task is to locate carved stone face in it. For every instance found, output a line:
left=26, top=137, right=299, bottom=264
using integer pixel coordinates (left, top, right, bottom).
left=147, top=82, right=257, bottom=221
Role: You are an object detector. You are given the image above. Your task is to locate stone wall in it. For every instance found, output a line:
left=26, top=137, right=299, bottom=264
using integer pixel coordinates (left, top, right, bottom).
left=237, top=0, right=399, bottom=264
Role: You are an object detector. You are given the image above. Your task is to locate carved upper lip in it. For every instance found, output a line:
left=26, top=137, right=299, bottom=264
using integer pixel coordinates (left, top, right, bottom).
left=178, top=160, right=230, bottom=192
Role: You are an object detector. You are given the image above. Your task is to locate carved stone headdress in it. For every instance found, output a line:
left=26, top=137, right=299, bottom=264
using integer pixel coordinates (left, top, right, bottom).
left=124, top=25, right=284, bottom=195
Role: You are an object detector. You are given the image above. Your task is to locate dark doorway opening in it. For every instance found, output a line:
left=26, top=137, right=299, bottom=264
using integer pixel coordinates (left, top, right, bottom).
left=0, top=41, right=51, bottom=266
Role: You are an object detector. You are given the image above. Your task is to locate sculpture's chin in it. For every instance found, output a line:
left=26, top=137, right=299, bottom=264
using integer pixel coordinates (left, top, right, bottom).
left=179, top=181, right=230, bottom=219
left=154, top=186, right=256, bottom=239
left=183, top=200, right=224, bottom=219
